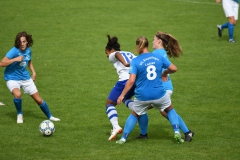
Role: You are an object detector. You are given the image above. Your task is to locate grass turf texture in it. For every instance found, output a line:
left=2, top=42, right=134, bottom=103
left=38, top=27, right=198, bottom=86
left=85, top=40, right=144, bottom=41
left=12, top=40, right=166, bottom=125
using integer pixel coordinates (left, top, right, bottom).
left=0, top=0, right=240, bottom=159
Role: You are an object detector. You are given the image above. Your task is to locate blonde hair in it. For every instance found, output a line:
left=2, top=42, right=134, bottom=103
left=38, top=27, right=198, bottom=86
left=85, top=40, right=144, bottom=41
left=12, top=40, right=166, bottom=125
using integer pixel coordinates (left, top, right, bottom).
left=136, top=36, right=148, bottom=53
left=155, top=31, right=182, bottom=58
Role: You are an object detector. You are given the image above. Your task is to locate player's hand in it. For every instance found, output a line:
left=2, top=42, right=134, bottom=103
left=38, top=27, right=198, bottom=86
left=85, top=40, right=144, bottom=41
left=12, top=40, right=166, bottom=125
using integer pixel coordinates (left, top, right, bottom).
left=216, top=0, right=221, bottom=3
left=32, top=72, right=36, bottom=81
left=162, top=73, right=168, bottom=82
left=117, top=95, right=124, bottom=105
left=16, top=56, right=23, bottom=62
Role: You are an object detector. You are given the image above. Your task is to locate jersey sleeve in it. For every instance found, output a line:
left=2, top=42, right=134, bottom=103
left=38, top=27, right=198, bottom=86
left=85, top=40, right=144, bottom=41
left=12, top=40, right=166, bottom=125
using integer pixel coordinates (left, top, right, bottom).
left=161, top=55, right=171, bottom=68
left=6, top=47, right=18, bottom=59
left=129, top=59, right=137, bottom=75
left=108, top=52, right=117, bottom=63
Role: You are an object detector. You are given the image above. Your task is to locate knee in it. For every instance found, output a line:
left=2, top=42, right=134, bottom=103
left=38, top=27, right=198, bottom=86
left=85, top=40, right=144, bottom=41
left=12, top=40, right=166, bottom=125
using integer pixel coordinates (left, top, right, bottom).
left=106, top=99, right=116, bottom=106
left=160, top=111, right=168, bottom=118
left=12, top=89, right=21, bottom=98
left=31, top=92, right=43, bottom=105
left=230, top=20, right=237, bottom=25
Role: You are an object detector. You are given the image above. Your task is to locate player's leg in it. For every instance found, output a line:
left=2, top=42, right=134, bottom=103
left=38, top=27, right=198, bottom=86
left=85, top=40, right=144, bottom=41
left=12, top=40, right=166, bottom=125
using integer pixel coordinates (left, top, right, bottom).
left=122, top=84, right=135, bottom=110
left=227, top=16, right=236, bottom=42
left=106, top=81, right=127, bottom=140
left=23, top=79, right=60, bottom=121
left=160, top=110, right=193, bottom=141
left=154, top=93, right=183, bottom=144
left=116, top=100, right=149, bottom=144
left=164, top=105, right=184, bottom=144
left=6, top=80, right=23, bottom=123
left=116, top=111, right=139, bottom=144
left=135, top=113, right=149, bottom=139
left=106, top=99, right=122, bottom=140
left=31, top=92, right=60, bottom=121
left=123, top=86, right=149, bottom=139
left=228, top=1, right=238, bottom=42
left=217, top=0, right=231, bottom=37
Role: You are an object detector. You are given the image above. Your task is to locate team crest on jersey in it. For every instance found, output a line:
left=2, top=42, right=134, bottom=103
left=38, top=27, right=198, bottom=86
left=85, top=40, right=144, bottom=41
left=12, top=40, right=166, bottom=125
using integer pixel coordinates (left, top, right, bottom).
left=19, top=62, right=27, bottom=67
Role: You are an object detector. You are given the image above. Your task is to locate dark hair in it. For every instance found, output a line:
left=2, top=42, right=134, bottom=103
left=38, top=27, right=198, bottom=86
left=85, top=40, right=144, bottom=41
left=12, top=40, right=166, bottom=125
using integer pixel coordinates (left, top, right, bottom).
left=105, top=34, right=121, bottom=51
left=14, top=31, right=33, bottom=48
left=155, top=31, right=182, bottom=58
left=136, top=36, right=148, bottom=53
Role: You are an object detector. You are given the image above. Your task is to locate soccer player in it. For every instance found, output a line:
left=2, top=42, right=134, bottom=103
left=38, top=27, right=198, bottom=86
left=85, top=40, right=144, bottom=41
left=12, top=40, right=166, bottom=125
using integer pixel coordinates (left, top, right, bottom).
left=105, top=34, right=149, bottom=141
left=216, top=0, right=239, bottom=43
left=134, top=32, right=194, bottom=142
left=0, top=31, right=60, bottom=123
left=116, top=36, right=188, bottom=144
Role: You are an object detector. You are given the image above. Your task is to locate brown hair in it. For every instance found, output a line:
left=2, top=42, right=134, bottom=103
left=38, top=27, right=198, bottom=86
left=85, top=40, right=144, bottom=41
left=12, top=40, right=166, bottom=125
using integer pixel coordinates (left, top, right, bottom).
left=105, top=34, right=121, bottom=51
left=155, top=31, right=182, bottom=58
left=136, top=36, right=148, bottom=54
left=14, top=31, right=33, bottom=48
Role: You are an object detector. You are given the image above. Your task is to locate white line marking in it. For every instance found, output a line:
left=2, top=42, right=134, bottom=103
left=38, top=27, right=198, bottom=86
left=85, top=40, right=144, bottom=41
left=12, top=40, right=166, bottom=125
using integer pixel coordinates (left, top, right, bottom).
left=173, top=0, right=221, bottom=5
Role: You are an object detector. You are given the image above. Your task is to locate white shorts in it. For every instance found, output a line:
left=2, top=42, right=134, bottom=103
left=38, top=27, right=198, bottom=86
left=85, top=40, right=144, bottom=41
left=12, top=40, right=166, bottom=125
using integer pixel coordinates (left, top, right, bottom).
left=6, top=79, right=38, bottom=95
left=133, top=91, right=171, bottom=116
left=222, top=0, right=239, bottom=20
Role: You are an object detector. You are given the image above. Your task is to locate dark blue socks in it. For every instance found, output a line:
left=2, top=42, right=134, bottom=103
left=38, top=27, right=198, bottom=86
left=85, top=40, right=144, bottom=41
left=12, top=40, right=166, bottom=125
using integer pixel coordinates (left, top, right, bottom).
left=14, top=98, right=22, bottom=114
left=39, top=100, right=52, bottom=118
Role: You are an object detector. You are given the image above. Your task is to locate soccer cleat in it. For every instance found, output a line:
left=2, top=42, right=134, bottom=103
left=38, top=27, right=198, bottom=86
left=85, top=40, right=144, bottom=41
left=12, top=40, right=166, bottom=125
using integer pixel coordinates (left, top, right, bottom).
left=135, top=134, right=148, bottom=139
left=17, top=114, right=23, bottom=123
left=229, top=39, right=235, bottom=43
left=185, top=130, right=194, bottom=142
left=116, top=138, right=126, bottom=144
left=49, top=116, right=60, bottom=121
left=217, top=25, right=222, bottom=37
left=174, top=132, right=184, bottom=144
left=108, top=126, right=122, bottom=140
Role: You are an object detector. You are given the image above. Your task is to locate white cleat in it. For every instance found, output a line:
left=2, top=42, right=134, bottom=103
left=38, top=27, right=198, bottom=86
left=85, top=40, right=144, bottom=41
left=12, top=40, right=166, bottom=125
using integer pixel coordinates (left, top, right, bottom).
left=116, top=138, right=126, bottom=144
left=50, top=116, right=60, bottom=121
left=108, top=126, right=122, bottom=141
left=17, top=114, right=23, bottom=124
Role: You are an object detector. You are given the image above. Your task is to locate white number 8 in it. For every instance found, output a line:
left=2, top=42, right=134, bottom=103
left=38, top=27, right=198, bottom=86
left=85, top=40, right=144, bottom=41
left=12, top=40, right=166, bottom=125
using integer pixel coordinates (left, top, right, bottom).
left=146, top=65, right=157, bottom=80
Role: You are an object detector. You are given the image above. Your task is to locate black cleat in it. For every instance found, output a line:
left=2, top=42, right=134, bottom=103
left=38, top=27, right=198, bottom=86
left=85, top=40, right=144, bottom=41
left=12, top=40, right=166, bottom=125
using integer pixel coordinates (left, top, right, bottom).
left=185, top=130, right=194, bottom=142
left=135, top=134, right=148, bottom=139
left=217, top=25, right=222, bottom=37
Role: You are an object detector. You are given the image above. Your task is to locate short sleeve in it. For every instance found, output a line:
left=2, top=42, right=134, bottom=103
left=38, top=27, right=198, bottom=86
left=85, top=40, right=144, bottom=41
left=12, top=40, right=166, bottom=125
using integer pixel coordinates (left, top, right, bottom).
left=108, top=52, right=117, bottom=63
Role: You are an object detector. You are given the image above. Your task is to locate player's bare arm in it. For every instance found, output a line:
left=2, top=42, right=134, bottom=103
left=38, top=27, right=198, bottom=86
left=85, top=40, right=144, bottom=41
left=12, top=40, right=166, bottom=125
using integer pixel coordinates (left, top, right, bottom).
left=0, top=56, right=23, bottom=67
left=115, top=52, right=130, bottom=67
left=28, top=60, right=37, bottom=80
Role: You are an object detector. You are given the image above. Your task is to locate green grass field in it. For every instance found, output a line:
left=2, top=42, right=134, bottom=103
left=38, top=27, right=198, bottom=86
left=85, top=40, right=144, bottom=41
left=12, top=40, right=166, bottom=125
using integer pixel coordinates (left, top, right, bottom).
left=0, top=0, right=240, bottom=159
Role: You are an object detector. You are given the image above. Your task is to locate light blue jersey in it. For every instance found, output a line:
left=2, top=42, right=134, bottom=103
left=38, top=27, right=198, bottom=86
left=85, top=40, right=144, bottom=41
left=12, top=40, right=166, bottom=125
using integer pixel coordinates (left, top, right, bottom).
left=152, top=49, right=173, bottom=91
left=129, top=52, right=171, bottom=101
left=4, top=47, right=31, bottom=81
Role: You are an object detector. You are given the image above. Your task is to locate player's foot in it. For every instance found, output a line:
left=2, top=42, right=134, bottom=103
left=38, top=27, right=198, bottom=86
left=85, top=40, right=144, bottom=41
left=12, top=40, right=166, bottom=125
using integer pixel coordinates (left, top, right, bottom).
left=217, top=25, right=222, bottom=37
left=174, top=132, right=184, bottom=144
left=17, top=114, right=23, bottom=123
left=135, top=134, right=148, bottom=139
left=116, top=138, right=126, bottom=144
left=108, top=126, right=122, bottom=140
left=50, top=116, right=60, bottom=121
left=229, top=39, right=235, bottom=43
left=185, top=130, right=194, bottom=142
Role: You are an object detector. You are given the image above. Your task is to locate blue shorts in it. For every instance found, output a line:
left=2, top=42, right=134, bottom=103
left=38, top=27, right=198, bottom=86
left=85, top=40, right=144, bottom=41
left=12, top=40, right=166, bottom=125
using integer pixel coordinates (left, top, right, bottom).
left=108, top=80, right=135, bottom=103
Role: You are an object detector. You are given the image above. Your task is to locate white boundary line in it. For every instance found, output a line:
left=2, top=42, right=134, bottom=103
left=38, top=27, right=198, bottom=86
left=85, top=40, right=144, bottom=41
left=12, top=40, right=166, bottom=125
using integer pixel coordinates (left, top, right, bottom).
left=173, top=0, right=221, bottom=5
